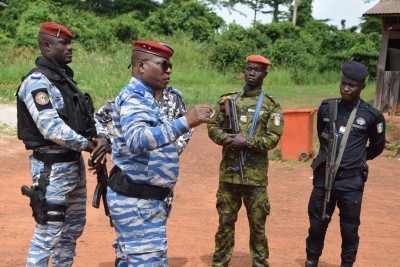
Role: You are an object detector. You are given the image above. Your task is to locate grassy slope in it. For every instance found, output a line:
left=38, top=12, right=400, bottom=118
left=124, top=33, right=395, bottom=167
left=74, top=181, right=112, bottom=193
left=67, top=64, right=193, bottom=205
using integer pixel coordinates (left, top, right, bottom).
left=0, top=38, right=376, bottom=110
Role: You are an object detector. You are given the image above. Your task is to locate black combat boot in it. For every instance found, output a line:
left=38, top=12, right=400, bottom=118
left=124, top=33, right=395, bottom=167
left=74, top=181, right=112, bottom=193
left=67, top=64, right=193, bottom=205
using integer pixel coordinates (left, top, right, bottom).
left=341, top=262, right=353, bottom=267
left=305, top=260, right=318, bottom=267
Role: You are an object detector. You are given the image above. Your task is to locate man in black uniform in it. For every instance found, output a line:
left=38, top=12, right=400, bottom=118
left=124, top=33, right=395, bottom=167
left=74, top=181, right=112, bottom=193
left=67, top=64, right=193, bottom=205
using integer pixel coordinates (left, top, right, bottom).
left=305, top=61, right=386, bottom=267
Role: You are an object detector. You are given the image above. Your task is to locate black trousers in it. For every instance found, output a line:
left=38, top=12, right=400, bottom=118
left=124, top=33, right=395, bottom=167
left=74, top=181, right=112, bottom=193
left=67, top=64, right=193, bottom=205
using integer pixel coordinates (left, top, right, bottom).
left=306, top=172, right=365, bottom=265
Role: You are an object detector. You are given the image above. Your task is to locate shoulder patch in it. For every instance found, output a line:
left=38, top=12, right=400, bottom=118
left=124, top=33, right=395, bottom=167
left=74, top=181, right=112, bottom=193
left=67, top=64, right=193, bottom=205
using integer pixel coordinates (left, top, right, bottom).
left=32, top=88, right=52, bottom=111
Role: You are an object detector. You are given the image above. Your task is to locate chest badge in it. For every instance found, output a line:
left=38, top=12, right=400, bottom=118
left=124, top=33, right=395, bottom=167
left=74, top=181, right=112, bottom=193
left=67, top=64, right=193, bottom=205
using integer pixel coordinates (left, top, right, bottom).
left=35, top=92, right=50, bottom=105
left=356, top=118, right=366, bottom=126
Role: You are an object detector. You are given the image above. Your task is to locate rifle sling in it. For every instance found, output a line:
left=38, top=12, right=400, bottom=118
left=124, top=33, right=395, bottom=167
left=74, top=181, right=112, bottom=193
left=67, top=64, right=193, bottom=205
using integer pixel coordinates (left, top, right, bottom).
left=233, top=90, right=264, bottom=163
left=333, top=100, right=360, bottom=175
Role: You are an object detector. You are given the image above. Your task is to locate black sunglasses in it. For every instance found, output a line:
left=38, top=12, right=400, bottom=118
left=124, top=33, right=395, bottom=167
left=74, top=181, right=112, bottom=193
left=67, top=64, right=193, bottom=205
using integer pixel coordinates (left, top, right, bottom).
left=141, top=59, right=172, bottom=72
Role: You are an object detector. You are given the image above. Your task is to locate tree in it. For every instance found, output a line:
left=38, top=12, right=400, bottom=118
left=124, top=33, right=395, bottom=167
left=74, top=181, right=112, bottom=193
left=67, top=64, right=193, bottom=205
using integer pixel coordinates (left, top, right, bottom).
left=288, top=0, right=313, bottom=27
left=263, top=0, right=292, bottom=23
left=217, top=0, right=293, bottom=26
left=292, top=0, right=298, bottom=25
left=50, top=0, right=159, bottom=18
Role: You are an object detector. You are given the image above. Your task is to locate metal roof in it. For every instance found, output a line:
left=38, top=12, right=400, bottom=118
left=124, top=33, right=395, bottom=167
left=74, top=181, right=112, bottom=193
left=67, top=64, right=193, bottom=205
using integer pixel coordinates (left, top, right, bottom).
left=363, top=0, right=400, bottom=16
left=0, top=2, right=7, bottom=8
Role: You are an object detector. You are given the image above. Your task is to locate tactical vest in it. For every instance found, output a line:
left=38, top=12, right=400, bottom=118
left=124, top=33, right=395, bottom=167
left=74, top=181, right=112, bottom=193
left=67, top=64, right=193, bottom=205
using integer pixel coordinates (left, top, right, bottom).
left=17, top=60, right=97, bottom=150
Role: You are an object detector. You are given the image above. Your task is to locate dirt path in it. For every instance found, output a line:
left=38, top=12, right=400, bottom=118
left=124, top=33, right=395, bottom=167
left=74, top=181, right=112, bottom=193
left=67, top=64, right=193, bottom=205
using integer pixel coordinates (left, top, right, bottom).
left=0, top=124, right=399, bottom=267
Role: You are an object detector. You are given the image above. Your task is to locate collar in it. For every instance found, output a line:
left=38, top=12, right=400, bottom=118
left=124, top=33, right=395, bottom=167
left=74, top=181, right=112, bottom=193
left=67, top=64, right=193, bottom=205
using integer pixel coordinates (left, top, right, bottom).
left=242, top=88, right=263, bottom=97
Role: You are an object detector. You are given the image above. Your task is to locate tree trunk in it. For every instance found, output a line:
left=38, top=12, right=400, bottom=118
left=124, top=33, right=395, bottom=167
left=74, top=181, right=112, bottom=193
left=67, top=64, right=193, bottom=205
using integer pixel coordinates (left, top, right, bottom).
left=292, top=0, right=298, bottom=25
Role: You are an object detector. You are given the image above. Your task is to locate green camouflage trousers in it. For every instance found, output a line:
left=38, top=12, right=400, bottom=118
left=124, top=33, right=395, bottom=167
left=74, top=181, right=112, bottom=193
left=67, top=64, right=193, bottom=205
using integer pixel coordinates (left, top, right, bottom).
left=212, top=182, right=270, bottom=267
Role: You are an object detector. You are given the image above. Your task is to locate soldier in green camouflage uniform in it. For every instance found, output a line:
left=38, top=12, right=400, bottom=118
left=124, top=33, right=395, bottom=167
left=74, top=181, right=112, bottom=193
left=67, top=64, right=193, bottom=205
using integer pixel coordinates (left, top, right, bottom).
left=208, top=55, right=284, bottom=267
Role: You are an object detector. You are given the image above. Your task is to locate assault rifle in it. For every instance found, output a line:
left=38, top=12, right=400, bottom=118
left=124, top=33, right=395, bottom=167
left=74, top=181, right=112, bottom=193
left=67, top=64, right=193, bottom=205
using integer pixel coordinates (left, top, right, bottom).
left=322, top=100, right=339, bottom=220
left=89, top=159, right=112, bottom=226
left=223, top=99, right=247, bottom=183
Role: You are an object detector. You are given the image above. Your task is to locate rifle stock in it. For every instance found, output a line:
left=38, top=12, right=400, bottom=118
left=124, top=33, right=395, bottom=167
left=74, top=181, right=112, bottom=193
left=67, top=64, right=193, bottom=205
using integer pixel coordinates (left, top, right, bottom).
left=224, top=99, right=247, bottom=183
left=322, top=100, right=339, bottom=220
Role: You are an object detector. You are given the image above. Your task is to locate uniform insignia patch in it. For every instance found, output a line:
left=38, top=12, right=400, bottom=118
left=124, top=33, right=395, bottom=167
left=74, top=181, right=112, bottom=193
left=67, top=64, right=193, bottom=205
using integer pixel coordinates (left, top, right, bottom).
left=32, top=89, right=52, bottom=111
left=356, top=118, right=366, bottom=126
left=377, top=123, right=384, bottom=133
left=35, top=92, right=50, bottom=105
left=31, top=72, right=42, bottom=79
left=271, top=113, right=281, bottom=126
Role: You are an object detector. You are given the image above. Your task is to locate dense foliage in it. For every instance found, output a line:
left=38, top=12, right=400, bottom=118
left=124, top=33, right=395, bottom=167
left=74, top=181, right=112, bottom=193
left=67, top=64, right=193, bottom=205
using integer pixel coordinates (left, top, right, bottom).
left=0, top=0, right=382, bottom=82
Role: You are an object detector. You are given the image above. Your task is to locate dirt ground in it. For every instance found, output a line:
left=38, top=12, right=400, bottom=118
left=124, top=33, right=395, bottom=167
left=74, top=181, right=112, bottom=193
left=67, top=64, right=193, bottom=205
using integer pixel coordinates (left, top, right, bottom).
left=0, top=124, right=399, bottom=267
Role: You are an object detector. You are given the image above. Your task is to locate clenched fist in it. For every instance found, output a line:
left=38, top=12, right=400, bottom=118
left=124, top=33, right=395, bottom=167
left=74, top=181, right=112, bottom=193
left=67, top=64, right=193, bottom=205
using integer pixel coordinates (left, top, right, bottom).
left=185, top=104, right=214, bottom=128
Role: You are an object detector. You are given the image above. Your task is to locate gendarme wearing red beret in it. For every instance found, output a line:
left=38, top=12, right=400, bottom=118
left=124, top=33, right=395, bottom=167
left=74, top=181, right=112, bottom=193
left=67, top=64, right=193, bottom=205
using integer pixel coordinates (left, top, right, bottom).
left=133, top=40, right=174, bottom=59
left=39, top=22, right=74, bottom=40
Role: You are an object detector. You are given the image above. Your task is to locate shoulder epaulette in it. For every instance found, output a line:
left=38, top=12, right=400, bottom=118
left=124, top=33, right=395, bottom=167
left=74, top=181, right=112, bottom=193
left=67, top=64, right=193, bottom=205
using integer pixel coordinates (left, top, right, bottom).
left=264, top=94, right=276, bottom=105
left=218, top=91, right=239, bottom=102
left=126, top=84, right=145, bottom=97
left=321, top=98, right=339, bottom=105
left=168, top=86, right=183, bottom=99
left=362, top=100, right=382, bottom=118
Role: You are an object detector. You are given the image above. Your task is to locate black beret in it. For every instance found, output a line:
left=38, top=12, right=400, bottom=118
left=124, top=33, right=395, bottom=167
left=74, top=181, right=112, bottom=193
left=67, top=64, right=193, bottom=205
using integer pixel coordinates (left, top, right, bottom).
left=341, top=61, right=369, bottom=81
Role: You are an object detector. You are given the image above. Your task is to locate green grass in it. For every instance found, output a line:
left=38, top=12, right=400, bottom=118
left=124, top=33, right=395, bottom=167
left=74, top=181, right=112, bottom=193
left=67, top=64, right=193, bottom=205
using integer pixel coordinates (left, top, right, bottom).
left=0, top=40, right=377, bottom=111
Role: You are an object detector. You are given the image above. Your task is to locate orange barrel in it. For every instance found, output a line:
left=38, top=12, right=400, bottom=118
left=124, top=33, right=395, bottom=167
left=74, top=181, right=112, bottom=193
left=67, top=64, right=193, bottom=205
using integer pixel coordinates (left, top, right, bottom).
left=280, top=109, right=317, bottom=161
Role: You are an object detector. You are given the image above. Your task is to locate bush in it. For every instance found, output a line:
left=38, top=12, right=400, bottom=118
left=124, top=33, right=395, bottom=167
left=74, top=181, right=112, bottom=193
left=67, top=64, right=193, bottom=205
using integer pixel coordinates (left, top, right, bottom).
left=57, top=10, right=117, bottom=51
left=109, top=12, right=145, bottom=43
left=210, top=39, right=256, bottom=72
left=15, top=1, right=56, bottom=47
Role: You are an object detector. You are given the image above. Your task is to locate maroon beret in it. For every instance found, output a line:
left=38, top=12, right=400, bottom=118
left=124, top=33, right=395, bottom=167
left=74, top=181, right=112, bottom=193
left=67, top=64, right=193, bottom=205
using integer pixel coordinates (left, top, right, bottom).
left=133, top=40, right=174, bottom=59
left=39, top=22, right=74, bottom=40
left=247, top=55, right=272, bottom=67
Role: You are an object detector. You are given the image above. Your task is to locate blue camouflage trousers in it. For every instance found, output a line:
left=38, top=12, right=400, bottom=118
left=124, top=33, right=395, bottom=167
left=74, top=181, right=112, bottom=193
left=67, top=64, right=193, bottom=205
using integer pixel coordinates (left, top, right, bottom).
left=26, top=155, right=86, bottom=267
left=107, top=188, right=169, bottom=267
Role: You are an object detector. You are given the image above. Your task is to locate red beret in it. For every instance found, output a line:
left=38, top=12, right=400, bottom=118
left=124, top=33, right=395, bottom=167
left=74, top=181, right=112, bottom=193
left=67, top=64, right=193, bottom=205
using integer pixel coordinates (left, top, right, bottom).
left=246, top=55, right=272, bottom=67
left=133, top=40, right=174, bottom=59
left=39, top=22, right=74, bottom=40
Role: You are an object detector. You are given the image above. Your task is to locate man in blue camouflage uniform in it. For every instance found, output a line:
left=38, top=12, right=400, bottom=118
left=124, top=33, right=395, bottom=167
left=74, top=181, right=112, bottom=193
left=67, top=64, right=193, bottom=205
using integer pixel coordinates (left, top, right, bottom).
left=107, top=40, right=212, bottom=266
left=16, top=22, right=109, bottom=267
left=305, top=61, right=386, bottom=267
left=95, top=85, right=193, bottom=265
left=208, top=55, right=284, bottom=267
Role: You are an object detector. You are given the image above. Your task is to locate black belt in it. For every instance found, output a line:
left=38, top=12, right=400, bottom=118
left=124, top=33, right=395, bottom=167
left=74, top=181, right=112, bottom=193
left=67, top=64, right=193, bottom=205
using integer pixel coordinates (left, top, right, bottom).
left=108, top=166, right=171, bottom=201
left=33, top=151, right=81, bottom=163
left=317, top=167, right=363, bottom=180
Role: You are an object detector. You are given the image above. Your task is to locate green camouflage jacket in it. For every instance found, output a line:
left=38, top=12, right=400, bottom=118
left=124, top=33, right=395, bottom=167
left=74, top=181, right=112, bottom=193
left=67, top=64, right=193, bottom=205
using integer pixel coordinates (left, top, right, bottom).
left=208, top=88, right=284, bottom=186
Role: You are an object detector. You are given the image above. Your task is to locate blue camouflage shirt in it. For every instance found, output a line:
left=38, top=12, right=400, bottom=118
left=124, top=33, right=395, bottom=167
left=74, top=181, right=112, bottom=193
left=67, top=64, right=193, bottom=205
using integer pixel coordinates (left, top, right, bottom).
left=111, top=77, right=191, bottom=189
